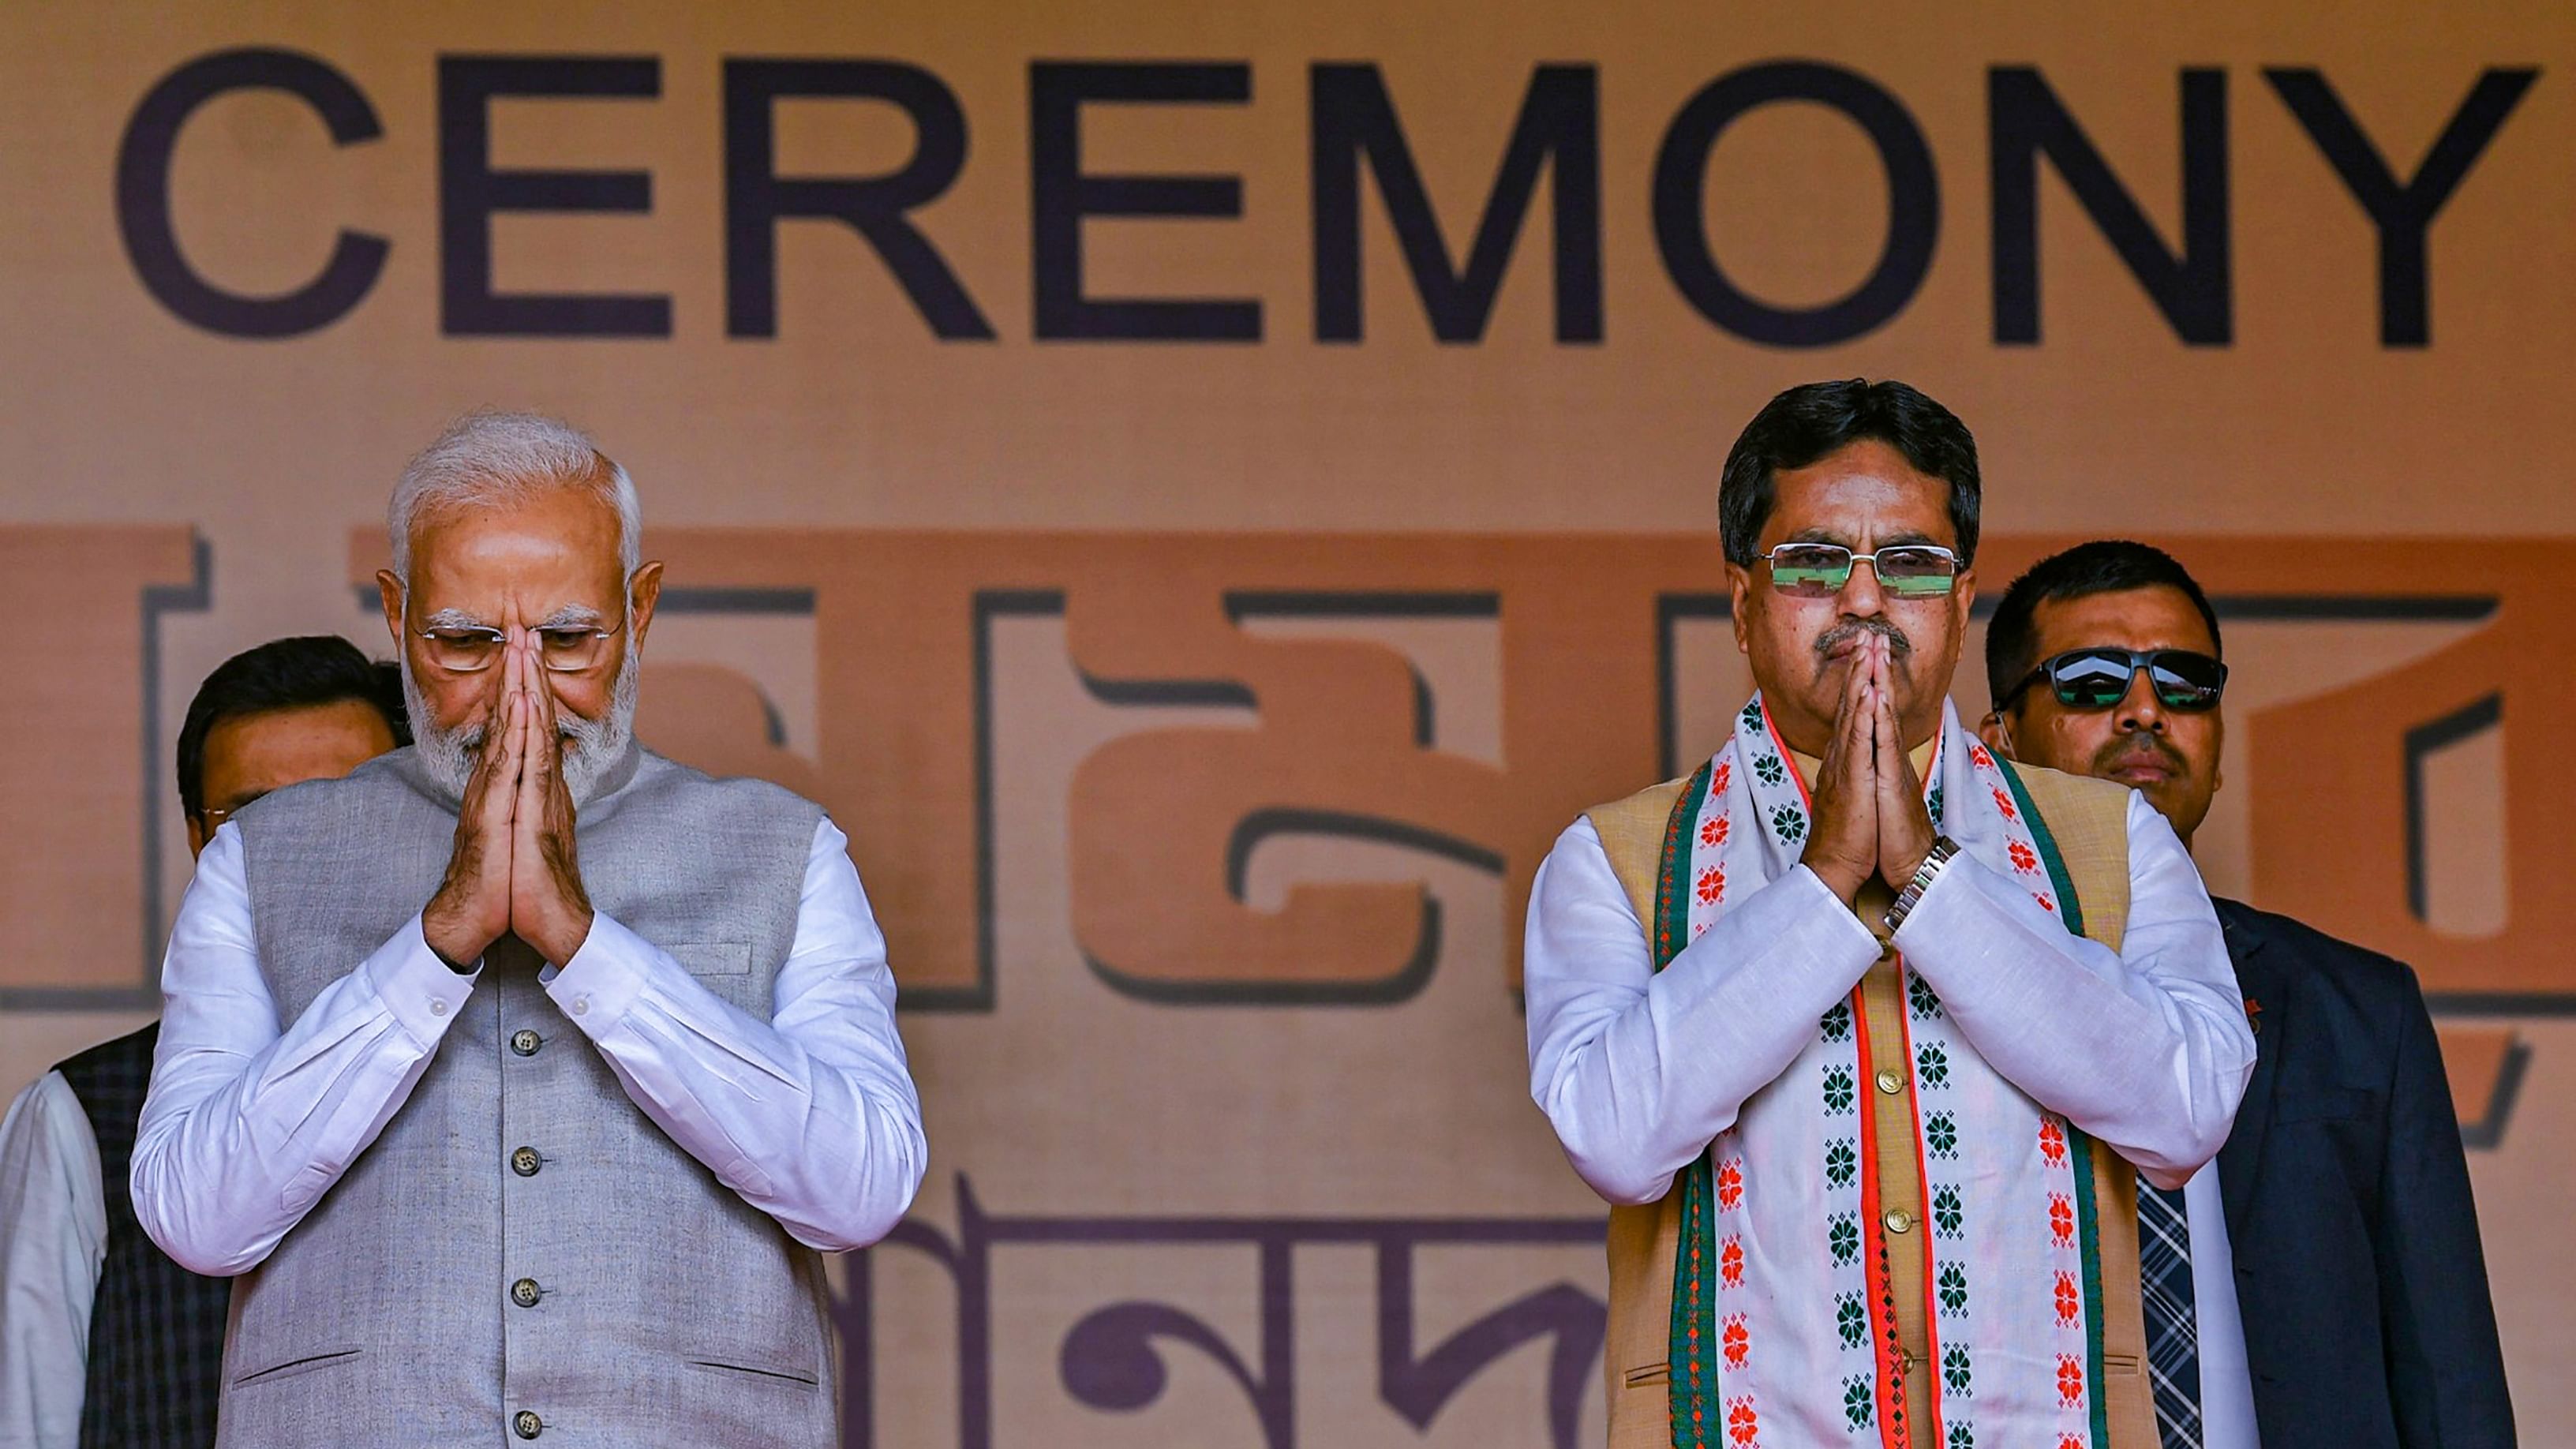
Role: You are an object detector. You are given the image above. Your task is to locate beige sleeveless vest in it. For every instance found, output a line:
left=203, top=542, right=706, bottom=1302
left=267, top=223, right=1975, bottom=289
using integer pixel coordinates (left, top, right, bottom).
left=1584, top=761, right=2155, bottom=1449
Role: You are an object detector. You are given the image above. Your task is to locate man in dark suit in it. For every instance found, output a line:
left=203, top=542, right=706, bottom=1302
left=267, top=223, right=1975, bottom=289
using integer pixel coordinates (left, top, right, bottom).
left=1977, top=540, right=2514, bottom=1447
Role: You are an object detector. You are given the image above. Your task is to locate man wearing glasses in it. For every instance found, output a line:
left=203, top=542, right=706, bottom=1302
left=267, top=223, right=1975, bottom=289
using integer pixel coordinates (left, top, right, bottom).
left=0, top=636, right=402, bottom=1449
left=1525, top=380, right=2251, bottom=1448
left=1979, top=540, right=2513, bottom=1447
left=132, top=412, right=926, bottom=1448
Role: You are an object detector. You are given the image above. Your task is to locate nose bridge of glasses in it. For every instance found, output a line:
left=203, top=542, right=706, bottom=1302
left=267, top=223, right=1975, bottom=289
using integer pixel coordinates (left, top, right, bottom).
left=1840, top=553, right=1893, bottom=608
left=2113, top=659, right=2167, bottom=722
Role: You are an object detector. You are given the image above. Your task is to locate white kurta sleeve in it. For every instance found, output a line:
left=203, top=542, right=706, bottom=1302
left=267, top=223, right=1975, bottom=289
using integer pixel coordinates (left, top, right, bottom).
left=541, top=816, right=927, bottom=1250
left=0, top=1071, right=106, bottom=1449
left=1524, top=816, right=1881, bottom=1205
left=1891, top=790, right=2254, bottom=1187
left=131, top=826, right=478, bottom=1276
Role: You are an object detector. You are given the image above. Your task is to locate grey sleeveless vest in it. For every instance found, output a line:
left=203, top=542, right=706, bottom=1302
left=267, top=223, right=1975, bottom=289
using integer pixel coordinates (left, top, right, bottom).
left=220, top=743, right=833, bottom=1448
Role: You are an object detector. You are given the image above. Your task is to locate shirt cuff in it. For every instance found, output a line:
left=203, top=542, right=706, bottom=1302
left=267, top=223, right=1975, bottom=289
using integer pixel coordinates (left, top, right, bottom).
left=1784, top=863, right=1884, bottom=960
left=365, top=915, right=479, bottom=1046
left=1887, top=849, right=2011, bottom=956
left=544, top=912, right=658, bottom=1037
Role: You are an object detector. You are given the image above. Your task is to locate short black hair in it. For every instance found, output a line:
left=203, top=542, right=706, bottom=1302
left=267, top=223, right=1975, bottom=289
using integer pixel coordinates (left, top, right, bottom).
left=1984, top=541, right=2224, bottom=706
left=177, top=636, right=410, bottom=818
left=1719, top=378, right=1982, bottom=568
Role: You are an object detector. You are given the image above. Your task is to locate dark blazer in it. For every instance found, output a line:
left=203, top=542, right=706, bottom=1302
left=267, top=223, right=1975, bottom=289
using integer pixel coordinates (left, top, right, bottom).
left=2212, top=897, right=2514, bottom=1447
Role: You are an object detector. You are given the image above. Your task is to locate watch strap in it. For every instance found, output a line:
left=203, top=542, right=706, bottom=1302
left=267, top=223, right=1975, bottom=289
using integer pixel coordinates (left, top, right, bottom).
left=1882, top=835, right=1960, bottom=935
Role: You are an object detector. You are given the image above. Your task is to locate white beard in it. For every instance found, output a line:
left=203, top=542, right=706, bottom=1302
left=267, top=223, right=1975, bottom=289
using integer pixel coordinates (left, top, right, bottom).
left=403, top=650, right=641, bottom=806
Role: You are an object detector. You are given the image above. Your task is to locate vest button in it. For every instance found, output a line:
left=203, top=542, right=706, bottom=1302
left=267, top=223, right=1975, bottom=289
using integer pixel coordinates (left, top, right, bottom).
left=511, top=1146, right=541, bottom=1177
left=511, top=1277, right=542, bottom=1309
left=514, top=1410, right=543, bottom=1439
left=1885, top=1210, right=1914, bottom=1234
left=1874, top=1069, right=1904, bottom=1095
left=511, top=1029, right=541, bottom=1057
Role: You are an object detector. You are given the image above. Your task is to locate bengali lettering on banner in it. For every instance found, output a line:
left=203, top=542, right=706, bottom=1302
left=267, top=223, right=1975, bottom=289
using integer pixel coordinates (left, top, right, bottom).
left=0, top=519, right=2560, bottom=1443
left=395, top=530, right=2567, bottom=1017
left=426, top=526, right=2548, bottom=1444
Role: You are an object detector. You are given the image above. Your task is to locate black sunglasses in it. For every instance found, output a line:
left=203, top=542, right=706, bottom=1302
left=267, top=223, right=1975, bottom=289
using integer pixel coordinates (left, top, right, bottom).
left=2001, top=648, right=2229, bottom=712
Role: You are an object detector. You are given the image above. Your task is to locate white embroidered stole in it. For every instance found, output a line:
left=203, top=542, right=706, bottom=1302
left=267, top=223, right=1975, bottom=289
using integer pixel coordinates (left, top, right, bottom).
left=1660, top=695, right=2110, bottom=1449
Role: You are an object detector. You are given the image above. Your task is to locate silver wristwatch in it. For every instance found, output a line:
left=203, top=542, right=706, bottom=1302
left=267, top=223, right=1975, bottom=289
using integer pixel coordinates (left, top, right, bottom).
left=1882, top=836, right=1961, bottom=935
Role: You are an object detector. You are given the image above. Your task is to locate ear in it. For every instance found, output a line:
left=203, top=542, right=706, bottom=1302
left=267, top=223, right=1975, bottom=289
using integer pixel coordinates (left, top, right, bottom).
left=1975, top=710, right=2015, bottom=759
left=1726, top=561, right=1755, bottom=657
left=376, top=570, right=405, bottom=648
left=626, top=561, right=665, bottom=654
left=1950, top=564, right=1976, bottom=638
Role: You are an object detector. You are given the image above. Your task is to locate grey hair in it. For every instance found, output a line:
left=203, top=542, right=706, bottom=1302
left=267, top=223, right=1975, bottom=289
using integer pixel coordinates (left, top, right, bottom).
left=388, top=410, right=641, bottom=582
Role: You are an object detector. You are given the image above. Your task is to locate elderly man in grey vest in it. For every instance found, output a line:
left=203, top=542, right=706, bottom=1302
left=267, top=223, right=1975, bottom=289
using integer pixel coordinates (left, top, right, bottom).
left=132, top=412, right=927, bottom=1447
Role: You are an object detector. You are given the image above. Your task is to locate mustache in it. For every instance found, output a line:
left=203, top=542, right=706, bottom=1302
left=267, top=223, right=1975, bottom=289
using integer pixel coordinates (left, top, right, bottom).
left=1814, top=617, right=1913, bottom=660
left=403, top=644, right=640, bottom=807
left=2092, top=732, right=2187, bottom=776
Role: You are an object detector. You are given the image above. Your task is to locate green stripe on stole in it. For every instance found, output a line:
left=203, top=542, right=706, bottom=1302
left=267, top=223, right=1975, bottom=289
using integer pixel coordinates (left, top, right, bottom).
left=1646, top=751, right=2118, bottom=1448
left=1650, top=760, right=1718, bottom=1449
left=1997, top=758, right=2112, bottom=1449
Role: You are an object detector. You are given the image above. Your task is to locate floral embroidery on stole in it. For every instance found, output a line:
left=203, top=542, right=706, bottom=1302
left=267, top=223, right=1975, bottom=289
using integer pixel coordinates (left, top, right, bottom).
left=1653, top=697, right=2116, bottom=1449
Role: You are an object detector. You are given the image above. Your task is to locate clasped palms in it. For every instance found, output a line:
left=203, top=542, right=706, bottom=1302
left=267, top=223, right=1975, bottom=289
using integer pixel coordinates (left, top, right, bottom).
left=1799, top=632, right=1938, bottom=905
left=421, top=633, right=594, bottom=968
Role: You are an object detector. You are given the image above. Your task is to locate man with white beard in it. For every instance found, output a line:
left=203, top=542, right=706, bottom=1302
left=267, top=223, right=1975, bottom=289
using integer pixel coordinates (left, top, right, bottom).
left=132, top=411, right=927, bottom=1448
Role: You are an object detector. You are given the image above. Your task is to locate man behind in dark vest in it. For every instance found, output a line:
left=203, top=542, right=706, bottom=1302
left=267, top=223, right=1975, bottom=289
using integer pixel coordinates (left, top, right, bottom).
left=0, top=635, right=406, bottom=1449
left=130, top=411, right=928, bottom=1447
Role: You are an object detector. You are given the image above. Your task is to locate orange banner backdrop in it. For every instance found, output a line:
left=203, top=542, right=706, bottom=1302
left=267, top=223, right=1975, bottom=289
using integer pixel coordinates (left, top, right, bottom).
left=2, top=2, right=2572, bottom=1443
